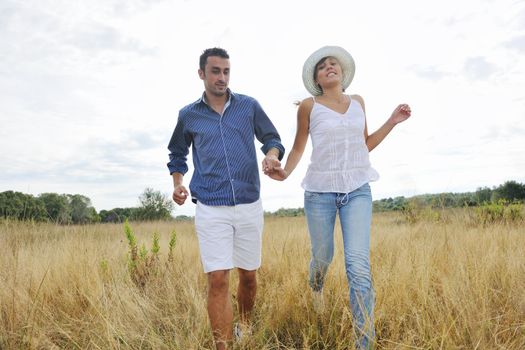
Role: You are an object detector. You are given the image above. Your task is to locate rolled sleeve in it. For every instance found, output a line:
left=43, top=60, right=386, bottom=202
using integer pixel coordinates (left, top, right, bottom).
left=167, top=113, right=191, bottom=175
left=253, top=100, right=285, bottom=160
left=260, top=140, right=285, bottom=160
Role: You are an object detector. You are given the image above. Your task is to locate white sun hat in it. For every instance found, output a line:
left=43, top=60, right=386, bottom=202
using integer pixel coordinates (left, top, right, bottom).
left=302, top=46, right=355, bottom=96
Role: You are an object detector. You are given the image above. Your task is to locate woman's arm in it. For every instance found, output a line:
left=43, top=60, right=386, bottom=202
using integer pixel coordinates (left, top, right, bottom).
left=353, top=94, right=411, bottom=152
left=267, top=98, right=312, bottom=180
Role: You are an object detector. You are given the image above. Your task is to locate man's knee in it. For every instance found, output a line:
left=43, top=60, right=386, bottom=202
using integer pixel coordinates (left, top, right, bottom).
left=208, top=270, right=229, bottom=295
left=238, top=269, right=257, bottom=290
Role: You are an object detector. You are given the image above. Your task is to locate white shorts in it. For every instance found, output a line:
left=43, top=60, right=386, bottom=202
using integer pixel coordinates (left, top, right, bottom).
left=194, top=199, right=264, bottom=273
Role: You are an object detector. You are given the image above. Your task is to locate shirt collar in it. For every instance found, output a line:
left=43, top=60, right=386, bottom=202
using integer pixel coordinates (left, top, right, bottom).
left=199, top=88, right=234, bottom=106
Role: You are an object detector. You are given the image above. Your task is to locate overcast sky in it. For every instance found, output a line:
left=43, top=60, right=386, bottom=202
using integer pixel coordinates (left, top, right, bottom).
left=1, top=0, right=524, bottom=217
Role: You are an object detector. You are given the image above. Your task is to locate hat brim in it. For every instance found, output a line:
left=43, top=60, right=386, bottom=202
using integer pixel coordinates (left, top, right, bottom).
left=302, top=46, right=355, bottom=96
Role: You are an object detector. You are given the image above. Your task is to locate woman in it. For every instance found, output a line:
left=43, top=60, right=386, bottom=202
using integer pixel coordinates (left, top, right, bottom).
left=267, top=46, right=411, bottom=349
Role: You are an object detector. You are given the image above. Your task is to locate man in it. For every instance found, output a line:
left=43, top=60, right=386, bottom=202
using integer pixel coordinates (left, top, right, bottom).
left=167, top=47, right=284, bottom=349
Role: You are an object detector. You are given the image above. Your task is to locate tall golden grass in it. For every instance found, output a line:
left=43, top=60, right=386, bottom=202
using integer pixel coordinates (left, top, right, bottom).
left=1, top=210, right=524, bottom=349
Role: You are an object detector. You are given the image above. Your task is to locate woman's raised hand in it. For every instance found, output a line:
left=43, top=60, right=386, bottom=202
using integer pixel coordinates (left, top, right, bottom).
left=388, top=104, right=412, bottom=125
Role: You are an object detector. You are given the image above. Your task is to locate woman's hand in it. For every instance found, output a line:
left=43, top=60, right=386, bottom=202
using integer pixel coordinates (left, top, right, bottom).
left=265, top=167, right=288, bottom=181
left=388, top=104, right=412, bottom=125
left=262, top=154, right=281, bottom=173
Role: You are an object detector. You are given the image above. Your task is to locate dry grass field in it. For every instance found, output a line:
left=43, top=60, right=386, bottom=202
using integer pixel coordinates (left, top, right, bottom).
left=1, top=209, right=524, bottom=349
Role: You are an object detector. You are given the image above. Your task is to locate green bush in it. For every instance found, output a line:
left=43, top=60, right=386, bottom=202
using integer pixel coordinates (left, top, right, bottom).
left=124, top=220, right=160, bottom=289
left=476, top=201, right=523, bottom=225
left=123, top=220, right=178, bottom=289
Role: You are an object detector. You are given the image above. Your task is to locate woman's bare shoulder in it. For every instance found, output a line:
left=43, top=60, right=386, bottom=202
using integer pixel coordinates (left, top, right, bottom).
left=350, top=94, right=365, bottom=104
left=298, top=97, right=314, bottom=112
left=300, top=97, right=314, bottom=106
left=350, top=94, right=366, bottom=111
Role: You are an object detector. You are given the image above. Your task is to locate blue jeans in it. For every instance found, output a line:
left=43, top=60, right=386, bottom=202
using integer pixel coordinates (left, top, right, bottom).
left=304, top=183, right=375, bottom=349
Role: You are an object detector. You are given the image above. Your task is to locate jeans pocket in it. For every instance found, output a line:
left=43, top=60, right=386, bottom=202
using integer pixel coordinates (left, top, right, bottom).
left=356, top=183, right=371, bottom=195
left=304, top=191, right=320, bottom=201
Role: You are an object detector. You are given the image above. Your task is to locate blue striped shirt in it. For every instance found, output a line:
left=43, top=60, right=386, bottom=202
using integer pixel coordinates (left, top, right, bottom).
left=167, top=90, right=285, bottom=206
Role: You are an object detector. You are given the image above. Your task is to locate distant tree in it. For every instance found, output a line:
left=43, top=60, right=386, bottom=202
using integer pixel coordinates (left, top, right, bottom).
left=0, top=191, right=47, bottom=221
left=0, top=191, right=101, bottom=223
left=39, top=193, right=71, bottom=224
left=494, top=181, right=525, bottom=202
left=68, top=194, right=98, bottom=224
left=174, top=215, right=193, bottom=221
left=24, top=195, right=47, bottom=221
left=373, top=196, right=407, bottom=212
left=0, top=191, right=26, bottom=219
left=99, top=209, right=119, bottom=223
left=87, top=207, right=101, bottom=223
left=134, top=188, right=174, bottom=221
left=100, top=207, right=138, bottom=223
left=434, top=193, right=456, bottom=207
left=447, top=192, right=477, bottom=207
left=392, top=196, right=407, bottom=210
left=272, top=207, right=304, bottom=217
left=474, top=187, right=493, bottom=204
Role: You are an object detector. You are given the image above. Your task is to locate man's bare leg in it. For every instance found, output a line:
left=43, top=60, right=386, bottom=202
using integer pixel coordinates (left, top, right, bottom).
left=237, top=268, right=257, bottom=325
left=207, top=270, right=232, bottom=350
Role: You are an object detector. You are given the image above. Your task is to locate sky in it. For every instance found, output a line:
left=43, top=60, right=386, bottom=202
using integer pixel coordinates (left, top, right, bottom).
left=1, top=0, right=524, bottom=217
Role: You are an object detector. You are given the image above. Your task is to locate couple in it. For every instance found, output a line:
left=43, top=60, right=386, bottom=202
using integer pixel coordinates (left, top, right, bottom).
left=167, top=47, right=411, bottom=349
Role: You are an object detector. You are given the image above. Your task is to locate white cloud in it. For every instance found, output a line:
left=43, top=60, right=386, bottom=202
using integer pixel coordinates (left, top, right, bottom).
left=463, top=57, right=498, bottom=80
left=504, top=35, right=525, bottom=52
left=410, top=65, right=452, bottom=81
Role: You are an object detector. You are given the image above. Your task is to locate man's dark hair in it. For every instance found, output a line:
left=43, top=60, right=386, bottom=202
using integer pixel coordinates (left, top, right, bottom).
left=199, top=47, right=229, bottom=71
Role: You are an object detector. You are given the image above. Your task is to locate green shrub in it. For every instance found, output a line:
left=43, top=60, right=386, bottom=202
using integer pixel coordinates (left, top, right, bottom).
left=124, top=220, right=161, bottom=289
left=476, top=201, right=523, bottom=225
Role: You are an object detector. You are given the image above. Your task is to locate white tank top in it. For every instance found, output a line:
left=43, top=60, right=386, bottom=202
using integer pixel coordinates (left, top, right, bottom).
left=301, top=96, right=379, bottom=193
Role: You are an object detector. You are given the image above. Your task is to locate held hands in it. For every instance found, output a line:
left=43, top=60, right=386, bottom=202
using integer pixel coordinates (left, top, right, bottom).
left=388, top=104, right=412, bottom=125
left=262, top=154, right=280, bottom=175
left=172, top=185, right=189, bottom=205
left=266, top=166, right=288, bottom=181
left=262, top=154, right=288, bottom=181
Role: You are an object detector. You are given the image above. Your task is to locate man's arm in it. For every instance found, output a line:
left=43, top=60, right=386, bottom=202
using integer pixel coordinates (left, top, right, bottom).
left=253, top=99, right=285, bottom=161
left=167, top=112, right=192, bottom=205
left=171, top=172, right=189, bottom=205
left=262, top=147, right=281, bottom=173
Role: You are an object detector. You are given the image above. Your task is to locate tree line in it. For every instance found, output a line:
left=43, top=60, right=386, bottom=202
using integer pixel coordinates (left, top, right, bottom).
left=263, top=180, right=525, bottom=216
left=372, top=180, right=525, bottom=212
left=2, top=180, right=524, bottom=222
left=0, top=188, right=175, bottom=224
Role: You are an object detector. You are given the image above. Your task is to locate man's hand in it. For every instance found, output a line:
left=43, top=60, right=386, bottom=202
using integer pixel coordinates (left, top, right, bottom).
left=262, top=154, right=281, bottom=175
left=172, top=185, right=189, bottom=205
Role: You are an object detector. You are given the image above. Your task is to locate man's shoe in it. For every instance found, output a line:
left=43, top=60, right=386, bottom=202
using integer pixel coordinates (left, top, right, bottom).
left=233, top=322, right=252, bottom=342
